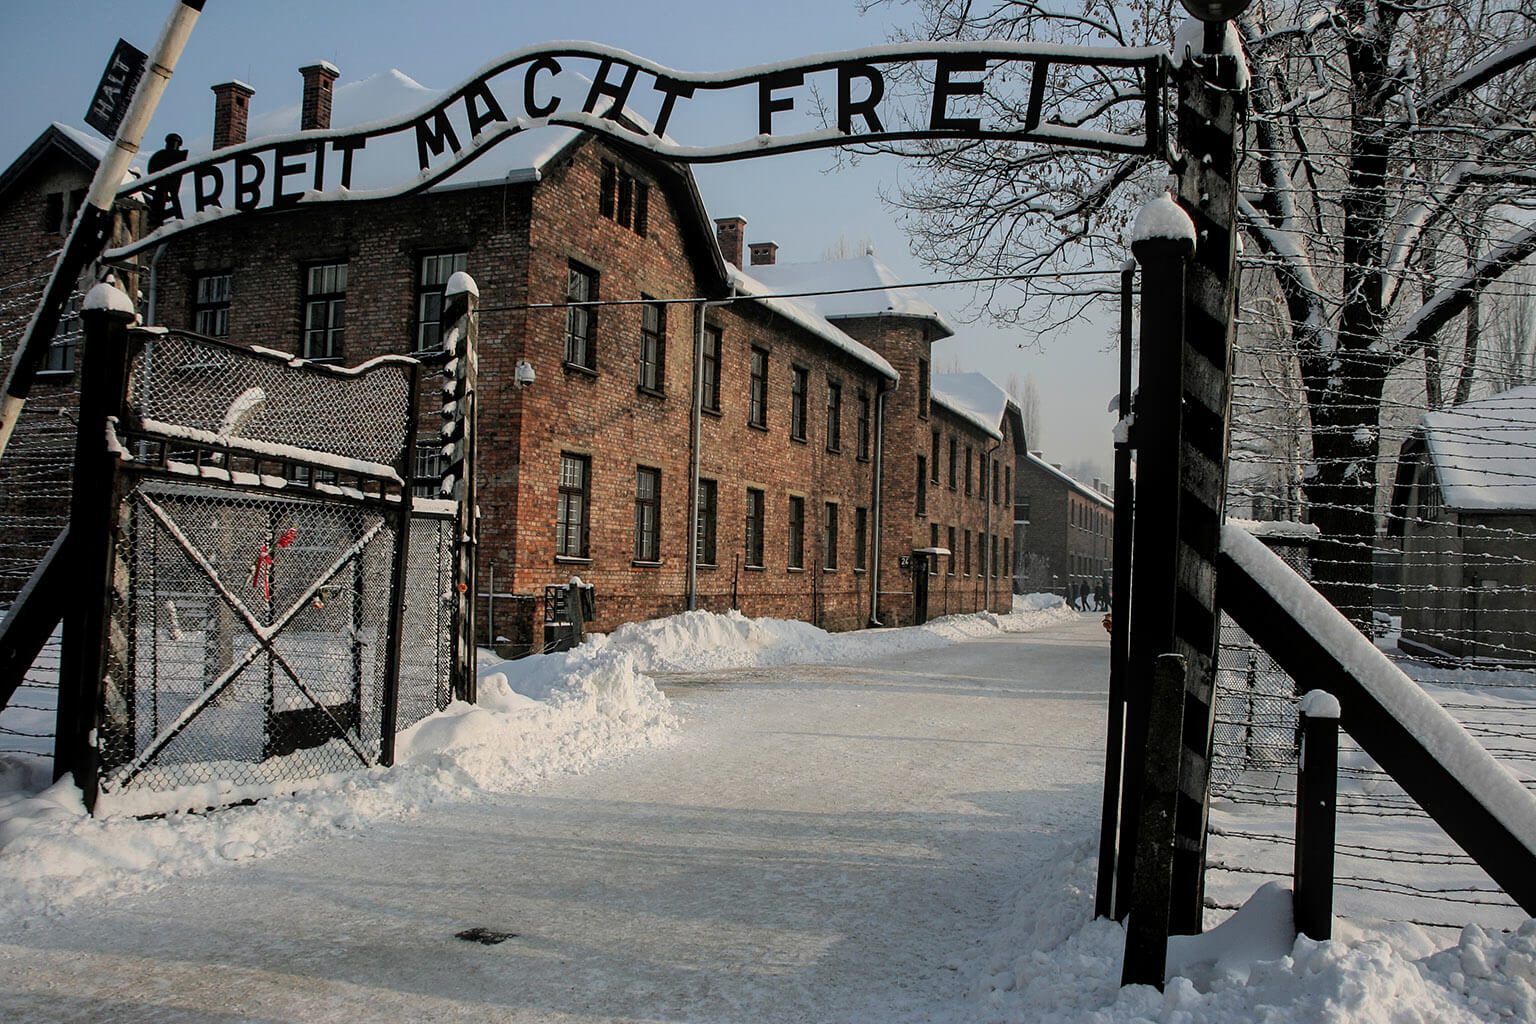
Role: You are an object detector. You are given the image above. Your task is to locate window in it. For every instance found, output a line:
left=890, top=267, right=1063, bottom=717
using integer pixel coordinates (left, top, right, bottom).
left=412, top=442, right=446, bottom=498
left=701, top=324, right=721, bottom=412
left=790, top=365, right=808, bottom=441
left=745, top=488, right=765, bottom=567
left=696, top=478, right=718, bottom=565
left=948, top=525, right=957, bottom=575
left=43, top=188, right=86, bottom=236
left=824, top=502, right=839, bottom=570
left=981, top=457, right=989, bottom=500
left=302, top=261, right=347, bottom=360
left=634, top=466, right=661, bottom=562
left=565, top=262, right=597, bottom=370
left=965, top=446, right=973, bottom=496
left=193, top=271, right=232, bottom=338
left=964, top=530, right=972, bottom=576
left=931, top=430, right=940, bottom=483
left=1018, top=495, right=1031, bottom=523
left=826, top=380, right=842, bottom=452
left=929, top=523, right=939, bottom=574
left=557, top=453, right=591, bottom=558
left=857, top=391, right=871, bottom=461
left=600, top=159, right=649, bottom=236
left=918, top=358, right=930, bottom=418
left=639, top=299, right=665, bottom=392
left=916, top=455, right=927, bottom=516
left=42, top=294, right=80, bottom=373
left=855, top=507, right=868, bottom=570
left=788, top=495, right=805, bottom=569
left=415, top=252, right=467, bottom=351
left=993, top=460, right=1001, bottom=504
left=948, top=438, right=957, bottom=489
left=1005, top=467, right=1012, bottom=507
left=749, top=347, right=768, bottom=427
left=1003, top=539, right=1011, bottom=582
left=991, top=535, right=999, bottom=579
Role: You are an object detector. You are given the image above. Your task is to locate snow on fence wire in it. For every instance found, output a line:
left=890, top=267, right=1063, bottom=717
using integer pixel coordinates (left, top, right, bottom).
left=1228, top=284, right=1536, bottom=669
left=1207, top=529, right=1536, bottom=935
left=0, top=261, right=78, bottom=608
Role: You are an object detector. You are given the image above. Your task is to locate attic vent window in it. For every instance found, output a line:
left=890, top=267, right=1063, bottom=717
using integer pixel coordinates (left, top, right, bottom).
left=600, top=160, right=649, bottom=237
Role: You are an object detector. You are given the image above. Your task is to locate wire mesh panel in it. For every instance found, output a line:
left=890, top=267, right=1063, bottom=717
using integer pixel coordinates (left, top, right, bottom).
left=398, top=510, right=455, bottom=730
left=99, top=480, right=397, bottom=796
left=127, top=330, right=416, bottom=468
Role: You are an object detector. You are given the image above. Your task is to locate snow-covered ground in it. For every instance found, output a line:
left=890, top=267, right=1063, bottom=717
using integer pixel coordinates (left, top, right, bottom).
left=1, top=596, right=1534, bottom=1021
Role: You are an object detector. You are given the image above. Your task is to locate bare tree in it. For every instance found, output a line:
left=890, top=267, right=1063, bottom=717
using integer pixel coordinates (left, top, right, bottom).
left=1006, top=370, right=1044, bottom=448
left=866, top=0, right=1536, bottom=621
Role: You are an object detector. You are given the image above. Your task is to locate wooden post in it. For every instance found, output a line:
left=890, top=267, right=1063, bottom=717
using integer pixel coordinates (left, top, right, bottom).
left=1166, top=26, right=1248, bottom=935
left=439, top=273, right=479, bottom=703
left=1121, top=653, right=1188, bottom=989
left=1294, top=690, right=1340, bottom=941
left=53, top=287, right=137, bottom=810
left=1116, top=203, right=1194, bottom=918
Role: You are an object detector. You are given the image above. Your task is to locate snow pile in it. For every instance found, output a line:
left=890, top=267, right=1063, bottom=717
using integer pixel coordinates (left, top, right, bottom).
left=969, top=836, right=1525, bottom=1023
left=0, top=602, right=1066, bottom=922
left=589, top=594, right=1075, bottom=674
left=396, top=645, right=679, bottom=792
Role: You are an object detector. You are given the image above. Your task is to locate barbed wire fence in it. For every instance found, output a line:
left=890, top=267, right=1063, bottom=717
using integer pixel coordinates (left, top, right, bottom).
left=1210, top=253, right=1536, bottom=936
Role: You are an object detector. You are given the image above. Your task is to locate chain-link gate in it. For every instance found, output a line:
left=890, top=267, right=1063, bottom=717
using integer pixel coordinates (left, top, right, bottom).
left=58, top=314, right=463, bottom=807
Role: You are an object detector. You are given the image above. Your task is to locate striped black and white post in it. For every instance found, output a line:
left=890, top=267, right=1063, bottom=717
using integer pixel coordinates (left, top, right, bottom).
left=439, top=273, right=480, bottom=703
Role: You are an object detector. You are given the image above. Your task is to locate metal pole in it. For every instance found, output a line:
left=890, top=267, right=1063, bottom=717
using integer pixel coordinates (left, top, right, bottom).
left=0, top=0, right=206, bottom=461
left=1294, top=694, right=1339, bottom=941
left=1096, top=261, right=1138, bottom=919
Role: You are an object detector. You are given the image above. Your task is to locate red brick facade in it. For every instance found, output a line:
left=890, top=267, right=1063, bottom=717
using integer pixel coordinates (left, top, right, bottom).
left=1014, top=452, right=1113, bottom=601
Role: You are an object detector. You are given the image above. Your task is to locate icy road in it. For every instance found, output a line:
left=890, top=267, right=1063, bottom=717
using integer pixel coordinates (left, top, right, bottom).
left=0, top=614, right=1108, bottom=1023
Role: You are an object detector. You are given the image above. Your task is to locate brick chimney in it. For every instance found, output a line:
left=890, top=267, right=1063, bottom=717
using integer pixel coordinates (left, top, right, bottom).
left=211, top=81, right=255, bottom=149
left=300, top=62, right=340, bottom=131
left=714, top=216, right=745, bottom=267
left=749, top=241, right=778, bottom=266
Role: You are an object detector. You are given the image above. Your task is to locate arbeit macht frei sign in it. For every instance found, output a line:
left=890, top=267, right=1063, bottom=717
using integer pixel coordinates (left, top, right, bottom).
left=112, top=41, right=1163, bottom=258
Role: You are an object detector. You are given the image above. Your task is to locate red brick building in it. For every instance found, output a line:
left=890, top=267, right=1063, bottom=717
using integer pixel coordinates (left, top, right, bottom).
left=0, top=64, right=1022, bottom=638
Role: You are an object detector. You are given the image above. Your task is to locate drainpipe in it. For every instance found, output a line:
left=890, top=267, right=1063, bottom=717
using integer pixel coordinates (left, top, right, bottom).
left=686, top=299, right=706, bottom=611
left=984, top=437, right=1000, bottom=612
left=686, top=288, right=733, bottom=611
left=868, top=378, right=892, bottom=627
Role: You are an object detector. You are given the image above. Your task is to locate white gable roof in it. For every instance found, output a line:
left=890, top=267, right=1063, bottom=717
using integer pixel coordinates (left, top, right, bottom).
left=931, top=372, right=1010, bottom=439
left=746, top=254, right=956, bottom=338
left=729, top=265, right=897, bottom=381
left=1420, top=384, right=1536, bottom=512
left=1022, top=451, right=1112, bottom=508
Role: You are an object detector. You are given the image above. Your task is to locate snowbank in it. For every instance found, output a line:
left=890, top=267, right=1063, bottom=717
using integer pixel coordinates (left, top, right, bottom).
left=0, top=600, right=1068, bottom=923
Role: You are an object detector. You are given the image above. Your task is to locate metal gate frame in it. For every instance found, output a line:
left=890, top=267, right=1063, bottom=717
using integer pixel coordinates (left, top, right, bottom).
left=52, top=300, right=453, bottom=811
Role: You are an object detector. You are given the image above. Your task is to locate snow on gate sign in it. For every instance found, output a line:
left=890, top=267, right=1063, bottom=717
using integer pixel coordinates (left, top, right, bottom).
left=84, top=39, right=147, bottom=138
left=110, top=41, right=1163, bottom=259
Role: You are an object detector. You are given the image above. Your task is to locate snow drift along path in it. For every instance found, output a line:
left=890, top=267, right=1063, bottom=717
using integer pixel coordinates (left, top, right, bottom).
left=0, top=613, right=1106, bottom=1023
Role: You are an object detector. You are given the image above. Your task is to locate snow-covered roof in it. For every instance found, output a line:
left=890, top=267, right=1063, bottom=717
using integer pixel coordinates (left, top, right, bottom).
left=1021, top=451, right=1112, bottom=508
left=728, top=265, right=897, bottom=381
left=930, top=372, right=1010, bottom=440
left=746, top=255, right=956, bottom=339
left=1418, top=385, right=1536, bottom=512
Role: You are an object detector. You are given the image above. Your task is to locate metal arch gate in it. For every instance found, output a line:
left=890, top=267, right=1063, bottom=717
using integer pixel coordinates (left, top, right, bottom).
left=52, top=309, right=471, bottom=811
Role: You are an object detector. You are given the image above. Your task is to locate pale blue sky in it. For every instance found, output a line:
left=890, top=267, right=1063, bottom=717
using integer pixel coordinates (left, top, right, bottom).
left=1, top=0, right=1118, bottom=475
